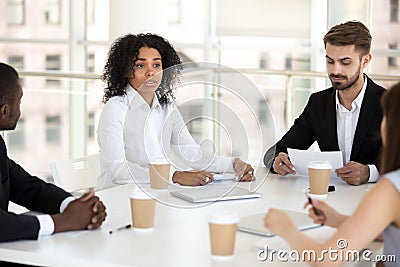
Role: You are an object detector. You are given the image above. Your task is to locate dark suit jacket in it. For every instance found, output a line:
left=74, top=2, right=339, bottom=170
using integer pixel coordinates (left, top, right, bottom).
left=264, top=75, right=385, bottom=173
left=0, top=136, right=70, bottom=242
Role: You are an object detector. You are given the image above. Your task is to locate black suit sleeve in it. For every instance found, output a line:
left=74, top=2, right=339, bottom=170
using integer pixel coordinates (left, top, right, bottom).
left=9, top=159, right=70, bottom=214
left=264, top=95, right=317, bottom=169
left=0, top=159, right=71, bottom=242
left=0, top=209, right=41, bottom=241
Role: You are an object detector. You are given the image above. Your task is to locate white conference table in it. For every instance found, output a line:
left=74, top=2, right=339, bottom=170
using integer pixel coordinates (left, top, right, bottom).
left=0, top=167, right=381, bottom=267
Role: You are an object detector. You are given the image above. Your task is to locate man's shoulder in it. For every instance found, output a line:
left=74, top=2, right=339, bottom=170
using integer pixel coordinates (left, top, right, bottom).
left=366, top=76, right=386, bottom=96
left=308, top=87, right=335, bottom=103
left=311, top=87, right=335, bottom=97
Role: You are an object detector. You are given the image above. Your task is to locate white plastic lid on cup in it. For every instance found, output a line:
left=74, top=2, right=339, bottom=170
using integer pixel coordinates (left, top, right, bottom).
left=131, top=186, right=157, bottom=199
left=307, top=161, right=332, bottom=169
left=308, top=193, right=328, bottom=201
left=208, top=212, right=239, bottom=225
left=148, top=156, right=169, bottom=165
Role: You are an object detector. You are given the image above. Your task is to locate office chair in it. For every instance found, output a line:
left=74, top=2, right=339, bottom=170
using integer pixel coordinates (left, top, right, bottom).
left=49, top=154, right=100, bottom=193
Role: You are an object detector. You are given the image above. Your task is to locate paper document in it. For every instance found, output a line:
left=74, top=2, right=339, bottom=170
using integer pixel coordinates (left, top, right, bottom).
left=213, top=173, right=236, bottom=181
left=287, top=148, right=343, bottom=178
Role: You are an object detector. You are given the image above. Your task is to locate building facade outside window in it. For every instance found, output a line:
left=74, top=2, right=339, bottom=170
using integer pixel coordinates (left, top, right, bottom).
left=8, top=55, right=25, bottom=85
left=45, top=54, right=61, bottom=87
left=8, top=118, right=25, bottom=149
left=87, top=53, right=95, bottom=73
left=44, top=0, right=61, bottom=24
left=87, top=0, right=95, bottom=25
left=389, top=43, right=398, bottom=67
left=391, top=0, right=399, bottom=23
left=46, top=115, right=61, bottom=145
left=7, top=0, right=24, bottom=25
left=8, top=55, right=24, bottom=69
left=168, top=0, right=182, bottom=24
left=87, top=112, right=95, bottom=141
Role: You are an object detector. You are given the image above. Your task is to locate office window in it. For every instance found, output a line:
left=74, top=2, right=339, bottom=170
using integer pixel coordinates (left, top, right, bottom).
left=45, top=0, right=61, bottom=24
left=259, top=53, right=268, bottom=69
left=388, top=43, right=398, bottom=67
left=258, top=99, right=268, bottom=124
left=46, top=54, right=61, bottom=87
left=167, top=0, right=181, bottom=24
left=8, top=118, right=25, bottom=149
left=285, top=55, right=293, bottom=70
left=87, top=53, right=95, bottom=73
left=7, top=0, right=25, bottom=25
left=8, top=56, right=25, bottom=86
left=88, top=112, right=95, bottom=141
left=179, top=104, right=203, bottom=142
left=87, top=0, right=96, bottom=25
left=8, top=56, right=24, bottom=69
left=391, top=0, right=399, bottom=22
left=46, top=115, right=61, bottom=144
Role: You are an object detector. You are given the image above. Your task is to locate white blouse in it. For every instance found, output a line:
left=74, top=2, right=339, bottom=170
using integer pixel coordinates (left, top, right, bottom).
left=97, top=85, right=234, bottom=190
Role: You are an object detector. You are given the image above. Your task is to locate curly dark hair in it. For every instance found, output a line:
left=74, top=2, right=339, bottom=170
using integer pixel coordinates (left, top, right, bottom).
left=102, top=33, right=182, bottom=105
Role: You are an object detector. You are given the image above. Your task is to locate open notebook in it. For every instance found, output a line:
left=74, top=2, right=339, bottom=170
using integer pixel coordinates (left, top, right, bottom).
left=238, top=209, right=320, bottom=237
left=170, top=185, right=261, bottom=203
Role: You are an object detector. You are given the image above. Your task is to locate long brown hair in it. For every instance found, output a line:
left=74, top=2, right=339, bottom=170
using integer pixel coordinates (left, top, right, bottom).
left=380, top=82, right=400, bottom=174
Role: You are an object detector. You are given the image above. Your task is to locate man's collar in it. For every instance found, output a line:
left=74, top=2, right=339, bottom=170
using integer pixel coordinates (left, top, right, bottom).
left=335, top=76, right=368, bottom=111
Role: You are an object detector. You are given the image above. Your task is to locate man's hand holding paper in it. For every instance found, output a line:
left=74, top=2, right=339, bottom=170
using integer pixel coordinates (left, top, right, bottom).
left=335, top=161, right=370, bottom=185
left=287, top=148, right=343, bottom=178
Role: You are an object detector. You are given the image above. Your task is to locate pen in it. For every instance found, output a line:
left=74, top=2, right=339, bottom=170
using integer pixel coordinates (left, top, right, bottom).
left=306, top=196, right=327, bottom=226
left=109, top=224, right=132, bottom=234
left=307, top=196, right=320, bottom=215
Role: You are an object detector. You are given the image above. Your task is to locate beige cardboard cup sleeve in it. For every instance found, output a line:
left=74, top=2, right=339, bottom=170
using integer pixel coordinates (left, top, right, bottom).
left=149, top=163, right=170, bottom=190
left=307, top=161, right=332, bottom=200
left=208, top=212, right=239, bottom=257
left=130, top=187, right=156, bottom=230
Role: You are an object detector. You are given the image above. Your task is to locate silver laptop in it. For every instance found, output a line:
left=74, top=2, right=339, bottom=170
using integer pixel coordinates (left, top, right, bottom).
left=237, top=209, right=320, bottom=237
left=170, top=185, right=262, bottom=203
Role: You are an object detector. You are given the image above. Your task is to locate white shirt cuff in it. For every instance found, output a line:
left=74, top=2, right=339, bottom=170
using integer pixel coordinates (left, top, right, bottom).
left=37, top=214, right=55, bottom=237
left=37, top=196, right=75, bottom=237
left=60, top=196, right=76, bottom=212
left=368, top=165, right=380, bottom=182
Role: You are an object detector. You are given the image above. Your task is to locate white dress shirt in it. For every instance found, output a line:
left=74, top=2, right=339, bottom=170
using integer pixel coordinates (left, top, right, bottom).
left=97, top=85, right=234, bottom=190
left=336, top=78, right=379, bottom=182
left=37, top=196, right=75, bottom=237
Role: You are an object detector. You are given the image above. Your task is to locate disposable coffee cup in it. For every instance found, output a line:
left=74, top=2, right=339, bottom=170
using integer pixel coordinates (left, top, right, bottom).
left=130, top=187, right=156, bottom=230
left=307, top=161, right=332, bottom=200
left=208, top=212, right=239, bottom=257
left=149, top=163, right=170, bottom=190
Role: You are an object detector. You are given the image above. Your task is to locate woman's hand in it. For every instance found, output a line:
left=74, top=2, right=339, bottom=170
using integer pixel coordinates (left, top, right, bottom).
left=304, top=199, right=347, bottom=228
left=264, top=208, right=296, bottom=237
left=233, top=158, right=255, bottom=181
left=172, top=170, right=214, bottom=186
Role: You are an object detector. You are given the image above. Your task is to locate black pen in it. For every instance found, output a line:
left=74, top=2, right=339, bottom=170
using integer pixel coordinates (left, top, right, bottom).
left=307, top=196, right=320, bottom=215
left=306, top=196, right=327, bottom=226
left=109, top=224, right=132, bottom=234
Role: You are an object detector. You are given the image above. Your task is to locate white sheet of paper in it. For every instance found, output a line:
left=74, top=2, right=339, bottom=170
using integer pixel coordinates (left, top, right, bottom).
left=213, top=173, right=236, bottom=181
left=208, top=173, right=237, bottom=185
left=287, top=148, right=343, bottom=178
